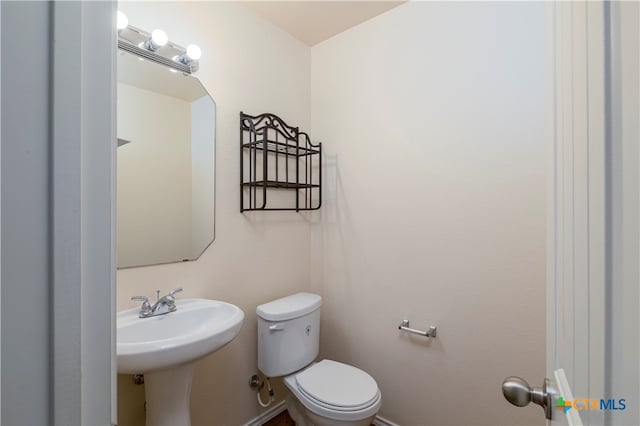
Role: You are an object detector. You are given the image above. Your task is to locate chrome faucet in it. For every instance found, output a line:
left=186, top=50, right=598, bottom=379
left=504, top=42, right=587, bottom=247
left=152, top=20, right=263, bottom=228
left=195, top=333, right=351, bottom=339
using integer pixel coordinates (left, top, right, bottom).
left=131, top=288, right=183, bottom=318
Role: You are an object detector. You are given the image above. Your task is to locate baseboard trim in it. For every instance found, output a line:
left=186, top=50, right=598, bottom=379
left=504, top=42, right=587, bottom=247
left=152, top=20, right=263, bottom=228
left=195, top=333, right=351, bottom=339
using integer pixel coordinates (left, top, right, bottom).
left=243, top=400, right=287, bottom=426
left=244, top=401, right=399, bottom=426
left=373, top=414, right=401, bottom=426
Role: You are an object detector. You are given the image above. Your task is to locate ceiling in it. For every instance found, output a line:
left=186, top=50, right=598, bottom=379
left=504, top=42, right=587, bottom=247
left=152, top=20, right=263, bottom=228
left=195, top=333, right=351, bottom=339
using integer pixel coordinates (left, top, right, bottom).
left=241, top=1, right=406, bottom=46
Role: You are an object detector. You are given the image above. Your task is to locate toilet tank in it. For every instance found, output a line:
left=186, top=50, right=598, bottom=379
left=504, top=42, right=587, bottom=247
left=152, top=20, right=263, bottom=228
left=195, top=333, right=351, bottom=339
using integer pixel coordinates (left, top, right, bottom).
left=256, top=293, right=322, bottom=377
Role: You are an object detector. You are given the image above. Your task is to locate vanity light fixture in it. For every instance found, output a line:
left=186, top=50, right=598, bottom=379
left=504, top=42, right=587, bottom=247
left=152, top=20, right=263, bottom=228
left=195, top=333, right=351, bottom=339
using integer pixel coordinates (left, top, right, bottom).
left=175, top=44, right=202, bottom=65
left=117, top=11, right=128, bottom=31
left=118, top=23, right=201, bottom=74
left=143, top=29, right=169, bottom=52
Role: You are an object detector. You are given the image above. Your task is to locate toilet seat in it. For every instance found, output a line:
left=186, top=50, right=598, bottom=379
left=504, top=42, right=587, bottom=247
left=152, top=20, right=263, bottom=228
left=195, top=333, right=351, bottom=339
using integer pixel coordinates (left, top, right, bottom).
left=284, top=360, right=382, bottom=422
left=297, top=360, right=379, bottom=409
left=298, top=386, right=382, bottom=412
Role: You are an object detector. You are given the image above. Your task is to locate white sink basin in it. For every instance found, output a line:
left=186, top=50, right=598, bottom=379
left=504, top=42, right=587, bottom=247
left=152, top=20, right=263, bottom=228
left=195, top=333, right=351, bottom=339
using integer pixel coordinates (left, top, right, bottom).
left=117, top=298, right=244, bottom=426
left=117, top=298, right=244, bottom=373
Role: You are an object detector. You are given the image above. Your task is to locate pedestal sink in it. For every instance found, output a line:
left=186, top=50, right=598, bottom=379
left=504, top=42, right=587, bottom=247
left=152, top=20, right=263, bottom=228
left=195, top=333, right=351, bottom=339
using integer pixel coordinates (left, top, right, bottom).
left=117, top=298, right=244, bottom=426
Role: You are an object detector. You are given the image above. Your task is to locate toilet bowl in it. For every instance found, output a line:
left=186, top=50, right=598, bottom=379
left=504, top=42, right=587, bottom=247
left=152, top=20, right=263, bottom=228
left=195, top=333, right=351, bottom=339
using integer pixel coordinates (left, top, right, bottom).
left=283, top=360, right=381, bottom=426
left=256, top=293, right=381, bottom=426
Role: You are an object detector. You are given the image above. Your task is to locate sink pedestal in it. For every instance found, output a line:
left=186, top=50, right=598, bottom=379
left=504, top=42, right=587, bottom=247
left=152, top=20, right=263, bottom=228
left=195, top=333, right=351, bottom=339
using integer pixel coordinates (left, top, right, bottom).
left=144, top=363, right=195, bottom=426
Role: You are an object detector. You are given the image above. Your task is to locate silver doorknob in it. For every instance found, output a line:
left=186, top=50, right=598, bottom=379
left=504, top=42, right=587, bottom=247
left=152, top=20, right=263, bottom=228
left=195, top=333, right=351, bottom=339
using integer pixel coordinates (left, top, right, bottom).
left=502, top=376, right=555, bottom=420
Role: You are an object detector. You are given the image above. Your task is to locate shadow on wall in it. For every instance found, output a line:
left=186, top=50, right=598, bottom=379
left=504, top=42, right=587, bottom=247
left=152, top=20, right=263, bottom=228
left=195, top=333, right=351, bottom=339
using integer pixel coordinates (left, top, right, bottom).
left=118, top=374, right=146, bottom=426
left=313, top=152, right=370, bottom=362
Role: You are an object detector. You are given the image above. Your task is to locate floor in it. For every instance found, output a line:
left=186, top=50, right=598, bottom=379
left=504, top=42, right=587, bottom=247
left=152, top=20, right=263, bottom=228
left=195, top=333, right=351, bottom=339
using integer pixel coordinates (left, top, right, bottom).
left=263, top=409, right=375, bottom=426
left=264, top=410, right=296, bottom=426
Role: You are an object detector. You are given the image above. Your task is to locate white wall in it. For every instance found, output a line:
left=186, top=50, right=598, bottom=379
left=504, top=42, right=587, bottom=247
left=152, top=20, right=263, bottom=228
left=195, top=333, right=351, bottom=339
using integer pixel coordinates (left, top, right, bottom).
left=116, top=2, right=310, bottom=425
left=310, top=3, right=546, bottom=425
left=117, top=83, right=193, bottom=267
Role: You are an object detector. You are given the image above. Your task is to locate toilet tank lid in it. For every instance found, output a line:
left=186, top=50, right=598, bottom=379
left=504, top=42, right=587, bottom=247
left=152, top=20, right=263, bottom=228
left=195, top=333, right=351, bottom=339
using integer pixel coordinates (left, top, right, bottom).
left=256, top=293, right=322, bottom=321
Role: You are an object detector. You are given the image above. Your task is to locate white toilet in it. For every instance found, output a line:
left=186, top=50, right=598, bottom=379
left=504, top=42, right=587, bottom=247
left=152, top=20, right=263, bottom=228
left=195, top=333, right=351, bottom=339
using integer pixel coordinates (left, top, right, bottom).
left=257, top=293, right=381, bottom=426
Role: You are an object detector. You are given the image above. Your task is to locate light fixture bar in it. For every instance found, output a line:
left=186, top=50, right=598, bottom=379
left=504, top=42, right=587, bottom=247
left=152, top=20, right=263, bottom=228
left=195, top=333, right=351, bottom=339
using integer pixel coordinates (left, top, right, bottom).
left=117, top=39, right=194, bottom=74
left=117, top=24, right=199, bottom=74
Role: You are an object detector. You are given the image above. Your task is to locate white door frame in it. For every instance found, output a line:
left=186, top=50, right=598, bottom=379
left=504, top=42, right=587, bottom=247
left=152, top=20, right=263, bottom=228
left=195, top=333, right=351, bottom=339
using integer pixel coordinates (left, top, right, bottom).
left=50, top=2, right=117, bottom=424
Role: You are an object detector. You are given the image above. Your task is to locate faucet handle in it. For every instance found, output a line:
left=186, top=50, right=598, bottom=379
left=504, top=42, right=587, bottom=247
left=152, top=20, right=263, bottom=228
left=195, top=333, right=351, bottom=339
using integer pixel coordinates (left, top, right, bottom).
left=162, top=288, right=183, bottom=307
left=131, top=296, right=152, bottom=317
left=168, top=288, right=183, bottom=298
left=131, top=295, right=150, bottom=306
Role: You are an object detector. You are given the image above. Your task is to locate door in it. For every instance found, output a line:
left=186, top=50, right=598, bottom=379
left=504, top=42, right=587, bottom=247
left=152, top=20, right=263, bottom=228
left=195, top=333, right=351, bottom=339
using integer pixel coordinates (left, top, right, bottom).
left=1, top=1, right=116, bottom=425
left=503, top=1, right=639, bottom=425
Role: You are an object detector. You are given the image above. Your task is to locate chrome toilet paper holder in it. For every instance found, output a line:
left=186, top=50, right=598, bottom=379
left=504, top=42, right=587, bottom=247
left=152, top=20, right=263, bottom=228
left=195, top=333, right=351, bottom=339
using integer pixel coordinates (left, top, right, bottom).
left=398, top=320, right=437, bottom=338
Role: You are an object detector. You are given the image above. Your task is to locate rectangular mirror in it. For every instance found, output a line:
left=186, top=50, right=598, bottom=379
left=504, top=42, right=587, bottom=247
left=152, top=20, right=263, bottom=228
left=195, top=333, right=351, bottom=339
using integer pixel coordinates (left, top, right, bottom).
left=117, top=50, right=215, bottom=268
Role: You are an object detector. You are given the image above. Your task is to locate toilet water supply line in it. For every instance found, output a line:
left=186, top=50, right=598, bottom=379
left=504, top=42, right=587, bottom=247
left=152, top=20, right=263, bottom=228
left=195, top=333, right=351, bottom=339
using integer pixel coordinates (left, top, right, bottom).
left=257, top=378, right=274, bottom=408
left=250, top=375, right=275, bottom=407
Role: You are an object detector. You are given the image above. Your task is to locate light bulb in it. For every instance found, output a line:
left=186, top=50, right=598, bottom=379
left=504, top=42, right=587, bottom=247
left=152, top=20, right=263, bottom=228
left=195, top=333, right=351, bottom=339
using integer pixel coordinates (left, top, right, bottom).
left=186, top=44, right=202, bottom=60
left=117, top=11, right=128, bottom=31
left=151, top=29, right=168, bottom=47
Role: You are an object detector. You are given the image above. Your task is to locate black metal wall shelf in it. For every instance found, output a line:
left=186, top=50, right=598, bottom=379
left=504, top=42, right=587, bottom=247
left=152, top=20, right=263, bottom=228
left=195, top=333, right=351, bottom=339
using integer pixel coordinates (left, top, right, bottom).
left=240, top=112, right=322, bottom=212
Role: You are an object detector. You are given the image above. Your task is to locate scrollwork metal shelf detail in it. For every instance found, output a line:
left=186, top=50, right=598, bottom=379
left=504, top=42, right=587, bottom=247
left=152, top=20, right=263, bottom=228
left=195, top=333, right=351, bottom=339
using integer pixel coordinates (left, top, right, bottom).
left=240, top=112, right=322, bottom=211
